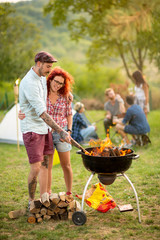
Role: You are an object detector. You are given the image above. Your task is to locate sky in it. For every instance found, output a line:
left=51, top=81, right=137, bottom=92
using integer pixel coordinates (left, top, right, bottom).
left=0, top=0, right=31, bottom=3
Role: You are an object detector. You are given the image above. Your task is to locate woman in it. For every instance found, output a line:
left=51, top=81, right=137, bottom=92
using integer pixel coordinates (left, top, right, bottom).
left=71, top=102, right=97, bottom=143
left=47, top=66, right=74, bottom=196
left=19, top=66, right=74, bottom=196
left=132, top=70, right=149, bottom=117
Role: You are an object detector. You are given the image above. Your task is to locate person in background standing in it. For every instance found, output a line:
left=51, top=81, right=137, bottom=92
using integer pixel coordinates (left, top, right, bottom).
left=132, top=70, right=149, bottom=117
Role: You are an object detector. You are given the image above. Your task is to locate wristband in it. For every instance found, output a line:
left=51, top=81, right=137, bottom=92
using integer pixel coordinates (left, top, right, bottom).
left=67, top=129, right=72, bottom=133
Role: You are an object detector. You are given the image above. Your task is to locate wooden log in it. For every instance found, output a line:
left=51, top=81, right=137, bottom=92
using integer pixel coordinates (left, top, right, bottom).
left=109, top=148, right=116, bottom=156
left=48, top=201, right=57, bottom=211
left=8, top=209, right=26, bottom=219
left=40, top=207, right=47, bottom=215
left=35, top=213, right=42, bottom=218
left=41, top=192, right=50, bottom=208
left=68, top=211, right=73, bottom=220
left=36, top=217, right=43, bottom=223
left=57, top=200, right=68, bottom=208
left=50, top=193, right=60, bottom=205
left=59, top=210, right=68, bottom=220
left=53, top=206, right=61, bottom=214
left=27, top=213, right=36, bottom=224
left=47, top=209, right=55, bottom=216
left=43, top=215, right=51, bottom=221
left=75, top=200, right=81, bottom=211
left=58, top=207, right=67, bottom=215
left=52, top=214, right=60, bottom=221
left=114, top=147, right=121, bottom=156
left=59, top=192, right=66, bottom=201
left=29, top=201, right=40, bottom=214
left=65, top=194, right=74, bottom=203
left=34, top=199, right=42, bottom=209
left=68, top=200, right=76, bottom=212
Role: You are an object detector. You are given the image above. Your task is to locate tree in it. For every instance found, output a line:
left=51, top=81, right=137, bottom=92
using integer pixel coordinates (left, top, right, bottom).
left=44, top=0, right=160, bottom=82
left=0, top=3, right=41, bottom=82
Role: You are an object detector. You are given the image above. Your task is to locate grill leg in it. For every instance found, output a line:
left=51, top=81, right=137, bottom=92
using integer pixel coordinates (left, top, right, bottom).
left=81, top=172, right=95, bottom=211
left=122, top=173, right=141, bottom=223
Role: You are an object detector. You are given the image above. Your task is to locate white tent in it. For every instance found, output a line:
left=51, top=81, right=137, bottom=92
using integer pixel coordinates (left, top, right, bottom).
left=0, top=104, right=24, bottom=145
left=0, top=104, right=76, bottom=145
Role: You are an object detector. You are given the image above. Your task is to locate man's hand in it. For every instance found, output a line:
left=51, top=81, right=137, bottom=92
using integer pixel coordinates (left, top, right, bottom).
left=106, top=112, right=112, bottom=119
left=59, top=130, right=71, bottom=143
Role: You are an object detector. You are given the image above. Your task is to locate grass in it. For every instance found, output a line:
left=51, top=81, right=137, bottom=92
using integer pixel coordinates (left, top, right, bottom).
left=0, top=110, right=160, bottom=240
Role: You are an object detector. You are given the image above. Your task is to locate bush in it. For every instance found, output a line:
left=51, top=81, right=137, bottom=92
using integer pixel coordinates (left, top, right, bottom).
left=0, top=82, right=15, bottom=110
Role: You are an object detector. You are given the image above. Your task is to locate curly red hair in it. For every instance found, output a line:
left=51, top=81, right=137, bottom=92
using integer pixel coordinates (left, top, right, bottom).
left=47, top=66, right=74, bottom=96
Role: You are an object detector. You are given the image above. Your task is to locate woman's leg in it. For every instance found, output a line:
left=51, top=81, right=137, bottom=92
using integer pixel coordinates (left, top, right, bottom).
left=47, top=154, right=54, bottom=194
left=58, top=151, right=73, bottom=193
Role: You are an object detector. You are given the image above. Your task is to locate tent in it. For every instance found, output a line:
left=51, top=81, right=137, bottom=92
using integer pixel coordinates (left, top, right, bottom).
left=0, top=104, right=76, bottom=165
left=0, top=104, right=23, bottom=145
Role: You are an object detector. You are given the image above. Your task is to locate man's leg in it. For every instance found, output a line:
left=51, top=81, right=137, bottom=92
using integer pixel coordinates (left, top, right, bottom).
left=38, top=155, right=49, bottom=197
left=104, top=118, right=112, bottom=135
left=115, top=123, right=130, bottom=144
left=28, top=161, right=41, bottom=201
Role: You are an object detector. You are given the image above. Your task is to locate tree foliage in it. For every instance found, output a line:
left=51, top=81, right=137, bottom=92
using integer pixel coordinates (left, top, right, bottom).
left=44, top=0, right=160, bottom=81
left=0, top=3, right=41, bottom=82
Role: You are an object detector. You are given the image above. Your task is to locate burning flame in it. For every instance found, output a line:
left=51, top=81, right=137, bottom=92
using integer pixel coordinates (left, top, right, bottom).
left=85, top=129, right=132, bottom=157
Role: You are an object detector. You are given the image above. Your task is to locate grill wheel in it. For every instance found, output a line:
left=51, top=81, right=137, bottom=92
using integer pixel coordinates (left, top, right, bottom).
left=72, top=211, right=87, bottom=225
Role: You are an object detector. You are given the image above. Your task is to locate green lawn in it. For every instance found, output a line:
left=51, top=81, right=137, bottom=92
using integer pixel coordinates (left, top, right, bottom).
left=0, top=110, right=160, bottom=240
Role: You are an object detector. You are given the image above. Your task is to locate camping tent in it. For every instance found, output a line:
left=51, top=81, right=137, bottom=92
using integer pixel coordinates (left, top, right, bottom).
left=0, top=104, right=76, bottom=145
left=0, top=104, right=23, bottom=145
left=0, top=104, right=76, bottom=165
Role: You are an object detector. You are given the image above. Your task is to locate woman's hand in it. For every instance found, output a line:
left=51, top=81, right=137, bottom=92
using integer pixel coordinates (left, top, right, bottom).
left=18, top=110, right=26, bottom=120
left=67, top=92, right=73, bottom=103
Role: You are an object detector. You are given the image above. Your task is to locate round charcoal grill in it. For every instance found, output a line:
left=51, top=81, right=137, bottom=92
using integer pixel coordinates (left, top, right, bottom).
left=72, top=147, right=141, bottom=226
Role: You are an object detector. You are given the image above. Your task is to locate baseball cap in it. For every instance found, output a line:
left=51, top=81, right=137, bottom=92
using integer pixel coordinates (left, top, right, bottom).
left=35, top=51, right=57, bottom=63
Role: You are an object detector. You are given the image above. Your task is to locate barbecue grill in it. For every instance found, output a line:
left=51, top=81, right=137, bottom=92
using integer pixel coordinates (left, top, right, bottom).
left=72, top=147, right=141, bottom=226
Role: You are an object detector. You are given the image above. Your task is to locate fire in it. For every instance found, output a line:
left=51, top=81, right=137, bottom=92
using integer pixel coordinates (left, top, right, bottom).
left=15, top=78, right=20, bottom=86
left=85, top=131, right=132, bottom=157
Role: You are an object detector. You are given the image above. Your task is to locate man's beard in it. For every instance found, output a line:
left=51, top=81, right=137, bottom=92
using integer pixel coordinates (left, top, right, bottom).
left=38, top=67, right=49, bottom=77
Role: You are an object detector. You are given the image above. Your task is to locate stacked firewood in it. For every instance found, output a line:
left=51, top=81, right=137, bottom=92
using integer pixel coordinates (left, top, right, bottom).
left=27, top=192, right=81, bottom=224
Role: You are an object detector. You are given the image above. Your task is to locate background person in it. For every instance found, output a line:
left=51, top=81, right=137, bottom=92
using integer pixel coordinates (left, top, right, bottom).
left=114, top=95, right=150, bottom=147
left=104, top=88, right=125, bottom=136
left=132, top=70, right=149, bottom=117
left=19, top=51, right=70, bottom=207
left=71, top=102, right=98, bottom=144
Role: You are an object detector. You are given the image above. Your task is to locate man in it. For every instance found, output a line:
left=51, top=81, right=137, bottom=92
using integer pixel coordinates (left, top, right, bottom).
left=114, top=95, right=150, bottom=147
left=19, top=51, right=70, bottom=206
left=104, top=88, right=125, bottom=136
